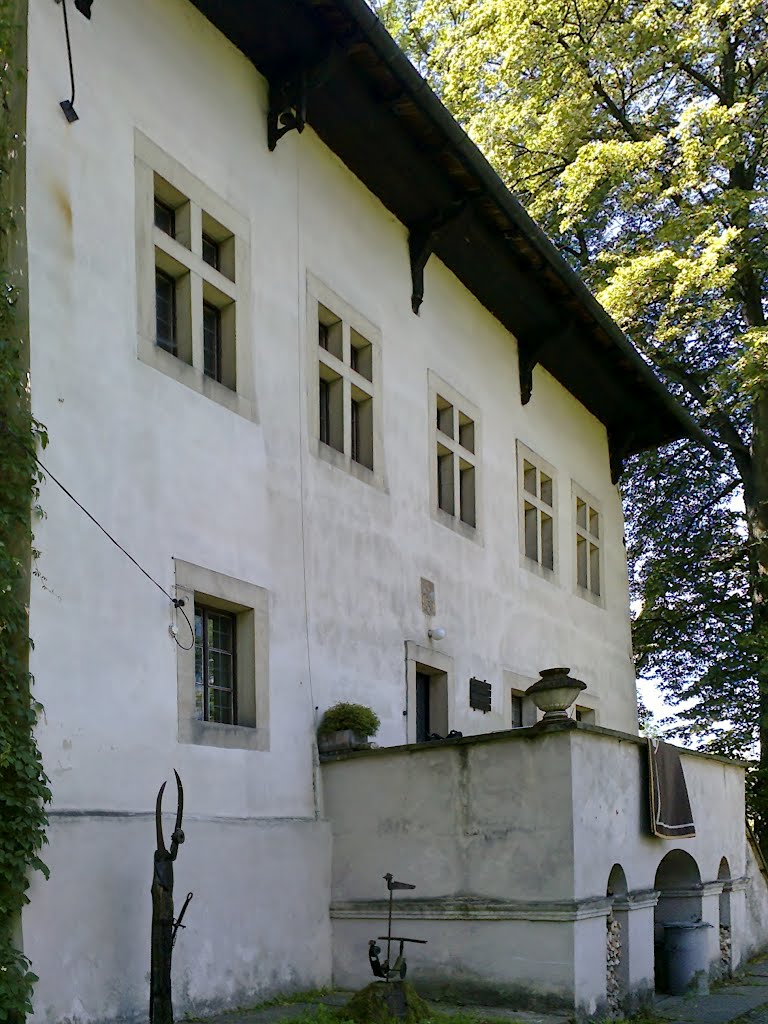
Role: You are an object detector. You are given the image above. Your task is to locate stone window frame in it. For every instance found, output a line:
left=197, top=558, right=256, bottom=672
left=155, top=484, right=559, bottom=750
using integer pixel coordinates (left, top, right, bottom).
left=428, top=371, right=482, bottom=542
left=503, top=670, right=538, bottom=728
left=135, top=130, right=256, bottom=421
left=572, top=480, right=605, bottom=607
left=174, top=559, right=269, bottom=751
left=517, top=440, right=558, bottom=581
left=405, top=641, right=454, bottom=745
left=574, top=705, right=597, bottom=724
left=306, top=273, right=384, bottom=488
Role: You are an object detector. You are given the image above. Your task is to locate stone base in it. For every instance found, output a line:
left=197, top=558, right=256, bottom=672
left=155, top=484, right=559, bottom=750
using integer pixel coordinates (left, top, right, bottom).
left=343, top=981, right=431, bottom=1023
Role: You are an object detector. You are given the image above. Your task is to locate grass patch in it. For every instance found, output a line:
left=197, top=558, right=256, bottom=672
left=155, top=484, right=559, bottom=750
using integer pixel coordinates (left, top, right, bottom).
left=181, top=992, right=531, bottom=1024
left=608, top=1014, right=664, bottom=1024
left=182, top=989, right=335, bottom=1022
left=275, top=1007, right=526, bottom=1024
left=260, top=990, right=336, bottom=1009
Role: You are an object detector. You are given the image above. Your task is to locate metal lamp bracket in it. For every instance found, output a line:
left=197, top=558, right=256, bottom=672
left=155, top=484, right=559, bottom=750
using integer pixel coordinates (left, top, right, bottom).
left=54, top=0, right=90, bottom=123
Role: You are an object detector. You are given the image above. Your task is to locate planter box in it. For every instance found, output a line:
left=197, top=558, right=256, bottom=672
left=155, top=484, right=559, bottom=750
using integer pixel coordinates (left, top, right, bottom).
left=317, top=729, right=370, bottom=754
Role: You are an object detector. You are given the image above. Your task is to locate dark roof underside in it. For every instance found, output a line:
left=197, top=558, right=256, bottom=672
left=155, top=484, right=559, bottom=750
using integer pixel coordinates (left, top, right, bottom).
left=190, top=0, right=700, bottom=460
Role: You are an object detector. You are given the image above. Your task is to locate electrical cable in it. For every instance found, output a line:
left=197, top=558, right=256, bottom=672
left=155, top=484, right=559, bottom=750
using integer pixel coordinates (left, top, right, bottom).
left=32, top=450, right=194, bottom=650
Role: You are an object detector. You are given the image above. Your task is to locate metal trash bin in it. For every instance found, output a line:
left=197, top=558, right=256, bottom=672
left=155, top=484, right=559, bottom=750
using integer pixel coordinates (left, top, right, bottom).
left=663, top=921, right=713, bottom=995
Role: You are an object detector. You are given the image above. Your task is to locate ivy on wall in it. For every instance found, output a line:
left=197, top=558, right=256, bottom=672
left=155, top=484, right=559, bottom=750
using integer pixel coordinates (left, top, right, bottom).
left=0, top=1, right=51, bottom=1020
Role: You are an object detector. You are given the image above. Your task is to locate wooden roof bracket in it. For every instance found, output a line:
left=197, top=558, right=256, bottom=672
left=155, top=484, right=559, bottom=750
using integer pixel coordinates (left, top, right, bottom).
left=268, top=70, right=307, bottom=151
left=408, top=201, right=468, bottom=315
left=518, top=322, right=574, bottom=405
left=519, top=342, right=543, bottom=406
left=267, top=48, right=343, bottom=152
left=609, top=429, right=639, bottom=485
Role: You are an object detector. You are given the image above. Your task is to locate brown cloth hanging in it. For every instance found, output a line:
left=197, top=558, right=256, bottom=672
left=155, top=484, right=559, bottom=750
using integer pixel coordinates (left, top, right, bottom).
left=647, top=738, right=696, bottom=839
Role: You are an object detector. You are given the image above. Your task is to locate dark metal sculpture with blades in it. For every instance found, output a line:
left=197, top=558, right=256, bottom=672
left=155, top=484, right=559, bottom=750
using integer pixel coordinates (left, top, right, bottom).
left=150, top=771, right=193, bottom=1024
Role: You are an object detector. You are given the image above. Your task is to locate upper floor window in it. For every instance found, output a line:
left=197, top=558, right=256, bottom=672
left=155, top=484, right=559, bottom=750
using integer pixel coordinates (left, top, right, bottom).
left=517, top=441, right=557, bottom=577
left=308, top=274, right=383, bottom=484
left=429, top=372, right=480, bottom=539
left=135, top=131, right=256, bottom=421
left=150, top=176, right=236, bottom=387
left=573, top=483, right=602, bottom=600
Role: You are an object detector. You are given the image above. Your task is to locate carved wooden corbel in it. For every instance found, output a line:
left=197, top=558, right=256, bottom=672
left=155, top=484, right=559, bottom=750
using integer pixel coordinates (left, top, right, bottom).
left=608, top=428, right=642, bottom=484
left=267, top=71, right=307, bottom=152
left=267, top=48, right=344, bottom=152
left=519, top=322, right=575, bottom=405
left=408, top=202, right=468, bottom=315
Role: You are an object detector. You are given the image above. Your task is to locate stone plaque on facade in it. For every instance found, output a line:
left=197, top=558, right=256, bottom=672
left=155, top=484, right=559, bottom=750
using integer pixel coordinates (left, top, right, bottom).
left=420, top=578, right=436, bottom=616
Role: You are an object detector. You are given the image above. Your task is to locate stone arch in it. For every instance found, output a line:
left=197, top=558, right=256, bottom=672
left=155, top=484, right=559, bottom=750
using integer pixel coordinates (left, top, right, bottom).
left=654, top=850, right=704, bottom=994
left=717, top=857, right=732, bottom=976
left=655, top=849, right=702, bottom=892
left=606, top=864, right=629, bottom=1012
left=607, top=863, right=628, bottom=898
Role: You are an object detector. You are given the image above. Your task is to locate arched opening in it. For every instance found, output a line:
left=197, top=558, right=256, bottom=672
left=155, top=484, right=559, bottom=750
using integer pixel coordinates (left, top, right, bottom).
left=654, top=850, right=704, bottom=994
left=606, top=864, right=629, bottom=1013
left=718, top=857, right=732, bottom=977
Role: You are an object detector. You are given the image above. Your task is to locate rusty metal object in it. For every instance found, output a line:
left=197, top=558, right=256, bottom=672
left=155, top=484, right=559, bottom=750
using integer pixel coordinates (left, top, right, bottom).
left=150, top=771, right=187, bottom=1024
left=368, top=873, right=426, bottom=982
left=172, top=891, right=194, bottom=949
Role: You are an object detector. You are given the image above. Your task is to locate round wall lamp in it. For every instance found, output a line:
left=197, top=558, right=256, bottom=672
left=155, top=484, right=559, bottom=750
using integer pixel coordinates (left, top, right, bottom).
left=428, top=626, right=446, bottom=641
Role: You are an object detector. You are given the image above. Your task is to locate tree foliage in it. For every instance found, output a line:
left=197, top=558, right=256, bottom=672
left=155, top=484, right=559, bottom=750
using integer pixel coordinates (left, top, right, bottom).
left=0, top=2, right=50, bottom=1018
left=372, top=0, right=768, bottom=816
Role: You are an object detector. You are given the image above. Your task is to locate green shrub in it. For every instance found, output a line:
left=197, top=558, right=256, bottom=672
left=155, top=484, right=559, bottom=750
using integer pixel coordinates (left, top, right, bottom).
left=318, top=702, right=380, bottom=737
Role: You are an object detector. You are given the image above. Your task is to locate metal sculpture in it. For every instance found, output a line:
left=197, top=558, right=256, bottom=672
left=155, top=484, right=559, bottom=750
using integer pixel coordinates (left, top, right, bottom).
left=150, top=771, right=192, bottom=1024
left=367, top=873, right=426, bottom=982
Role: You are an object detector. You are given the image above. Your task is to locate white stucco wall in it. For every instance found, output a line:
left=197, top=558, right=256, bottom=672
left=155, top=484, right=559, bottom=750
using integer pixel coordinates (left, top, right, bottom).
left=743, top=839, right=768, bottom=959
left=23, top=816, right=331, bottom=1022
left=570, top=730, right=746, bottom=896
left=297, top=137, right=639, bottom=738
left=24, top=0, right=655, bottom=1017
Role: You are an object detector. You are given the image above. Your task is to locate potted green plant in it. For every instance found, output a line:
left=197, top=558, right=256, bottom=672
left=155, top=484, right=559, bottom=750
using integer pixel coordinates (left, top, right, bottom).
left=317, top=702, right=381, bottom=753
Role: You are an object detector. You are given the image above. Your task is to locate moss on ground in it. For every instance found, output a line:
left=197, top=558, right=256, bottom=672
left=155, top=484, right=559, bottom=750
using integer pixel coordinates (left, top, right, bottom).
left=342, top=982, right=431, bottom=1024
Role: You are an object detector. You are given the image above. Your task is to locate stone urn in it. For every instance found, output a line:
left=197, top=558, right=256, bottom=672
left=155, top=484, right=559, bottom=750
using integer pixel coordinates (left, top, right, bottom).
left=525, top=667, right=586, bottom=723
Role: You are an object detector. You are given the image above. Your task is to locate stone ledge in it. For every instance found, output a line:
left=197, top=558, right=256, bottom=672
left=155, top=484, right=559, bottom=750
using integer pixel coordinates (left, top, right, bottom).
left=331, top=894, right=613, bottom=922
left=320, top=721, right=748, bottom=768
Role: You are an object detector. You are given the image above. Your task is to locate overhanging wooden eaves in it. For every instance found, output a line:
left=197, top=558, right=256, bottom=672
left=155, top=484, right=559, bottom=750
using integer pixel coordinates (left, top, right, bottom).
left=189, top=0, right=703, bottom=477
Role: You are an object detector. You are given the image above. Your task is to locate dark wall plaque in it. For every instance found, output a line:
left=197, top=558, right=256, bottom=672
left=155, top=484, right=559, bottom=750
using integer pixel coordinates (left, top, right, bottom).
left=469, top=677, right=491, bottom=713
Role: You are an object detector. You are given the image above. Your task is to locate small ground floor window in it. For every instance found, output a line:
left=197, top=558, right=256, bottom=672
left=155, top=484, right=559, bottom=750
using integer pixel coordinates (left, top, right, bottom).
left=194, top=604, right=237, bottom=724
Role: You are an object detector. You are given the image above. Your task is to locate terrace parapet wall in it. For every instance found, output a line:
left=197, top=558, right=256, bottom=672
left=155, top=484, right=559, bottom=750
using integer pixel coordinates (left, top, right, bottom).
left=321, top=724, right=748, bottom=1015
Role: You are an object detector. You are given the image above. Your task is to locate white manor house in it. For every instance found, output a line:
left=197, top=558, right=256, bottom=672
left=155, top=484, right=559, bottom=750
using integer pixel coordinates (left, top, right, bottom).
left=13, top=0, right=768, bottom=1019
